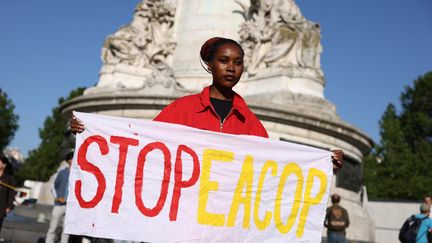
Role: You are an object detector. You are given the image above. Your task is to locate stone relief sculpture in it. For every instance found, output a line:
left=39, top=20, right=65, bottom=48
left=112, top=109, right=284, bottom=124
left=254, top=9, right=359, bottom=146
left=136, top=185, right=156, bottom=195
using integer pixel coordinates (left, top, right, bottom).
left=100, top=0, right=179, bottom=90
left=144, top=61, right=177, bottom=89
left=101, top=10, right=151, bottom=67
left=237, top=0, right=323, bottom=77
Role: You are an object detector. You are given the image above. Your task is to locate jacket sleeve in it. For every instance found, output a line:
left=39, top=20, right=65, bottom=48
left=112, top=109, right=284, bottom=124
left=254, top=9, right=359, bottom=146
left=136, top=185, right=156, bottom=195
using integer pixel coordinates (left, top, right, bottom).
left=153, top=100, right=179, bottom=123
left=256, top=122, right=269, bottom=138
left=249, top=112, right=269, bottom=138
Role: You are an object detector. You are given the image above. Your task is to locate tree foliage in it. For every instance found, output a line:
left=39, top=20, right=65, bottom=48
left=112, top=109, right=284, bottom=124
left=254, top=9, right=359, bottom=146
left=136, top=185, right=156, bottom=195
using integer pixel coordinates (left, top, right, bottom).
left=0, top=88, right=19, bottom=152
left=17, top=87, right=85, bottom=182
left=364, top=72, right=432, bottom=200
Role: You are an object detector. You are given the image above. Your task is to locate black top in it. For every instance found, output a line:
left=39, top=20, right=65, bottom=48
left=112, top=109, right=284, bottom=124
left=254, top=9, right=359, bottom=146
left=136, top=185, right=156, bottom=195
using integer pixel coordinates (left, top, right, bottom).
left=210, top=98, right=233, bottom=122
left=0, top=173, right=17, bottom=219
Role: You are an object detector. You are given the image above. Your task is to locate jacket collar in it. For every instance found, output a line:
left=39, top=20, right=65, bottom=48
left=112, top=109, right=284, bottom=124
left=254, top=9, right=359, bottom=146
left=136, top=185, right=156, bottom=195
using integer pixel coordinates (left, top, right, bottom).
left=197, top=85, right=247, bottom=117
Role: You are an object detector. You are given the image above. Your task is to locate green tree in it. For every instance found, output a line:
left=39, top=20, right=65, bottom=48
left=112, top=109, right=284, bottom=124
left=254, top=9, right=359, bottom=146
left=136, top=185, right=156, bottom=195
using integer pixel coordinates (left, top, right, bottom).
left=364, top=104, right=413, bottom=199
left=400, top=72, right=432, bottom=147
left=0, top=88, right=19, bottom=152
left=17, top=87, right=85, bottom=182
left=364, top=72, right=432, bottom=200
left=400, top=72, right=432, bottom=198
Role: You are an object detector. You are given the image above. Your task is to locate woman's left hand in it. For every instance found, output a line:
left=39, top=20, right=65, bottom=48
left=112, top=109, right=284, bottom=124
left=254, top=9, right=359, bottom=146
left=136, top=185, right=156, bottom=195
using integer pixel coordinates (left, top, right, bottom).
left=331, top=150, right=344, bottom=173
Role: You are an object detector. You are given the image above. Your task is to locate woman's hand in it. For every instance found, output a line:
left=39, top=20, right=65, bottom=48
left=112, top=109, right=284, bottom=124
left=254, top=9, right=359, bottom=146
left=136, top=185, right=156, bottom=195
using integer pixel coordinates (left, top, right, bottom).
left=331, top=149, right=344, bottom=173
left=70, top=115, right=85, bottom=134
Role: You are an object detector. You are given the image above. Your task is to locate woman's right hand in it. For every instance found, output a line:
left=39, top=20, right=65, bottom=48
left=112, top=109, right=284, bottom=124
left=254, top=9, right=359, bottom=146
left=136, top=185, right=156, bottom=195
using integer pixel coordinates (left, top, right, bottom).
left=70, top=115, right=85, bottom=134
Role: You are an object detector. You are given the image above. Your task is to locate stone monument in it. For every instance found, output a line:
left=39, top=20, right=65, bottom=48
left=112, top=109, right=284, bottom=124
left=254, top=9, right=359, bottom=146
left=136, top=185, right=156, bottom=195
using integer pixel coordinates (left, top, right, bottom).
left=61, top=0, right=374, bottom=241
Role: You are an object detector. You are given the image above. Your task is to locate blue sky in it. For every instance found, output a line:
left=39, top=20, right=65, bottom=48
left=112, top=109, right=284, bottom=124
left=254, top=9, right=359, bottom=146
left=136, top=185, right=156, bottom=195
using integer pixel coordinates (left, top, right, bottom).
left=1, top=0, right=431, bottom=157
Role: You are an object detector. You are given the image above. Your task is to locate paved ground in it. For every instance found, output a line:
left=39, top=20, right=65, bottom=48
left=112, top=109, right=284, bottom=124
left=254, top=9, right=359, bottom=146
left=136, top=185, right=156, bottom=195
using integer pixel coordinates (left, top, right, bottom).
left=0, top=204, right=372, bottom=243
left=1, top=204, right=52, bottom=243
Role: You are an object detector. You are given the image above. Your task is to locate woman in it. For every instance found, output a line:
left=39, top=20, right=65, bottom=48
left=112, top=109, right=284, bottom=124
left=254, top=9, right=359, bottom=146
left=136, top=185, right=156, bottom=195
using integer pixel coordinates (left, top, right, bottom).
left=0, top=155, right=17, bottom=234
left=70, top=37, right=343, bottom=167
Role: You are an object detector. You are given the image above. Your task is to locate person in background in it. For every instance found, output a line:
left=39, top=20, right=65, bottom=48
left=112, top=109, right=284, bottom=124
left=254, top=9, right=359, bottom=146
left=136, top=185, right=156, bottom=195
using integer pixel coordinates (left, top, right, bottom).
left=46, top=152, right=73, bottom=243
left=324, top=193, right=350, bottom=243
left=424, top=196, right=432, bottom=218
left=0, top=155, right=17, bottom=236
left=415, top=203, right=432, bottom=243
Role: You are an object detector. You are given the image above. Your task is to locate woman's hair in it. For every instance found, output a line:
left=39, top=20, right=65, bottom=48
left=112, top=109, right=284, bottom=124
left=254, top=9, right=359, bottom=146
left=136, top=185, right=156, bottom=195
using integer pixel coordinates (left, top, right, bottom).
left=0, top=154, right=14, bottom=175
left=200, top=37, right=244, bottom=73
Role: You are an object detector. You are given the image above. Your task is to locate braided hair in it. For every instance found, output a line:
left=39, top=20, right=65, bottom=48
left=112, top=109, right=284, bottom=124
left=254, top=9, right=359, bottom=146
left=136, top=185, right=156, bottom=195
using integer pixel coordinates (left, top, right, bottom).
left=200, top=37, right=244, bottom=73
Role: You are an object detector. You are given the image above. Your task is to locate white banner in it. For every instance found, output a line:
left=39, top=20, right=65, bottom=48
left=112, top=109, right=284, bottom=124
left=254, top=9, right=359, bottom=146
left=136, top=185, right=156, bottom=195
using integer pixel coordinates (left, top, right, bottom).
left=65, top=112, right=333, bottom=243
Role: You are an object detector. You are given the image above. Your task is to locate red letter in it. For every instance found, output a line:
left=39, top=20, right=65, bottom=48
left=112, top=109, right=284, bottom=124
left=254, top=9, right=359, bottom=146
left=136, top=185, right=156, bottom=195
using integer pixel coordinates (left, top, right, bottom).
left=169, top=145, right=200, bottom=221
left=110, top=136, right=139, bottom=213
left=135, top=142, right=171, bottom=217
left=75, top=135, right=108, bottom=208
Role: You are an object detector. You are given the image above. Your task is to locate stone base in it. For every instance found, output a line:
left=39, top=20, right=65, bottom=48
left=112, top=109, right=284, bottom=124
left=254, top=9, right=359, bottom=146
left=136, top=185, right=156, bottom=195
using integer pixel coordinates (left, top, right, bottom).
left=1, top=204, right=52, bottom=243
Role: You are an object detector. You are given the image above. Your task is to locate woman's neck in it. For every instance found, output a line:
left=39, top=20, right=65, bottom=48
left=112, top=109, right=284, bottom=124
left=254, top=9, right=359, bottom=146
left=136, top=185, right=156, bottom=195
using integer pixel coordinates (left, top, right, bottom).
left=210, top=85, right=234, bottom=100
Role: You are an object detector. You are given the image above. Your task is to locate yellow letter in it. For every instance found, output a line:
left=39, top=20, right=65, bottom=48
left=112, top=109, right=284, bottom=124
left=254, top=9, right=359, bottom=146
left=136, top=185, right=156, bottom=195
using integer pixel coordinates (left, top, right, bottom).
left=227, top=155, right=254, bottom=228
left=254, top=160, right=277, bottom=230
left=274, top=162, right=304, bottom=234
left=296, top=168, right=327, bottom=237
left=198, top=149, right=234, bottom=226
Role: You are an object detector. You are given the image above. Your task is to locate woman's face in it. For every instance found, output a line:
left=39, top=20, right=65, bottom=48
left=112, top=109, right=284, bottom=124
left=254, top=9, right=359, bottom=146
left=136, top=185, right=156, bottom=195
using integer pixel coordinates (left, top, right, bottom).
left=208, top=43, right=244, bottom=90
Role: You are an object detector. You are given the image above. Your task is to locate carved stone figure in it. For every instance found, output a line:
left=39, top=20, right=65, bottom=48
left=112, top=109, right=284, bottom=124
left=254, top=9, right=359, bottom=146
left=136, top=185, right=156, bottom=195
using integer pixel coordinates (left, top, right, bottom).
left=98, top=0, right=178, bottom=90
left=301, top=22, right=323, bottom=73
left=145, top=60, right=180, bottom=89
left=238, top=0, right=323, bottom=77
left=101, top=4, right=152, bottom=66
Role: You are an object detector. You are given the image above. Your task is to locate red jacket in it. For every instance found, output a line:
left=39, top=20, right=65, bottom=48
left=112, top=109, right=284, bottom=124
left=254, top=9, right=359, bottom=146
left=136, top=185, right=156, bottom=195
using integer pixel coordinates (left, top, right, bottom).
left=154, top=86, right=268, bottom=138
